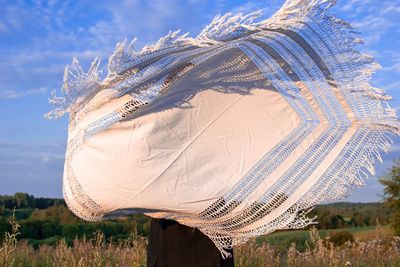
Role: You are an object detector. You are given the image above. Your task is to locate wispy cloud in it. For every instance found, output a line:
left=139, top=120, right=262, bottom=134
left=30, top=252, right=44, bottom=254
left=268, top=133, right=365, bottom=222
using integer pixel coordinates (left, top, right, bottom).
left=351, top=16, right=390, bottom=44
left=338, top=0, right=399, bottom=45
left=383, top=63, right=400, bottom=73
left=0, top=142, right=65, bottom=197
left=382, top=81, right=400, bottom=93
left=0, top=0, right=229, bottom=98
left=0, top=87, right=48, bottom=99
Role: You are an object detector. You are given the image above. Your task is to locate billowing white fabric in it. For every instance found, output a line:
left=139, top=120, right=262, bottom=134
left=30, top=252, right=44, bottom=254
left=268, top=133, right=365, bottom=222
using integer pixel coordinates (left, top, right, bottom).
left=46, top=0, right=399, bottom=257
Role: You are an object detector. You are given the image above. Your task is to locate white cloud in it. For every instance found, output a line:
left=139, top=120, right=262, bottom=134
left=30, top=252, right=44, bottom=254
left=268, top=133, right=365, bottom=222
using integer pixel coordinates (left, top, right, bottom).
left=338, top=0, right=374, bottom=16
left=0, top=142, right=65, bottom=197
left=0, top=87, right=48, bottom=99
left=382, top=63, right=400, bottom=73
left=0, top=0, right=230, bottom=97
left=337, top=0, right=400, bottom=46
left=379, top=3, right=400, bottom=16
left=382, top=81, right=400, bottom=92
left=351, top=16, right=390, bottom=44
left=41, top=156, right=51, bottom=163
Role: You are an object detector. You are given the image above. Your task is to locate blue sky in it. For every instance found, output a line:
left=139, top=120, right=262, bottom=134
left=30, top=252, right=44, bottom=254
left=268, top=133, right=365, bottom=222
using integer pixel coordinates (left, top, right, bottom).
left=0, top=0, right=399, bottom=202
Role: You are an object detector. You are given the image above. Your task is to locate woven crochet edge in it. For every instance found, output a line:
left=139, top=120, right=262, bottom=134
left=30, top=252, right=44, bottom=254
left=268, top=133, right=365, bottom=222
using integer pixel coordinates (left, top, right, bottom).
left=194, top=0, right=400, bottom=258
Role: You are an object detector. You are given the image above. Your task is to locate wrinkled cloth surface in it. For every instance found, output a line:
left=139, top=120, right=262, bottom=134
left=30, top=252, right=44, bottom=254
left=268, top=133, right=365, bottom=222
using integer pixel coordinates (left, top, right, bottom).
left=46, top=0, right=400, bottom=257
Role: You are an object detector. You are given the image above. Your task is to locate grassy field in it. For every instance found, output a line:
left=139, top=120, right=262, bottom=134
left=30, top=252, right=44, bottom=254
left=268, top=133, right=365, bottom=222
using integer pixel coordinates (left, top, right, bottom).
left=256, top=225, right=380, bottom=251
left=1, top=216, right=400, bottom=267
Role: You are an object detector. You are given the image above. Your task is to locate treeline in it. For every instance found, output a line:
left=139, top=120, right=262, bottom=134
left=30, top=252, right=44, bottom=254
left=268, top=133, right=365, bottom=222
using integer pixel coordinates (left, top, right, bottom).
left=0, top=192, right=64, bottom=210
left=0, top=213, right=150, bottom=248
left=0, top=193, right=391, bottom=247
left=0, top=193, right=150, bottom=247
left=308, top=202, right=390, bottom=229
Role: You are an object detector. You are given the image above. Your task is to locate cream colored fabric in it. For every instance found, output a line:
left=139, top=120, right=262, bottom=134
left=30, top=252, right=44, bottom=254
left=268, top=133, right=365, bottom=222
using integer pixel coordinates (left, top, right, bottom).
left=46, top=0, right=399, bottom=257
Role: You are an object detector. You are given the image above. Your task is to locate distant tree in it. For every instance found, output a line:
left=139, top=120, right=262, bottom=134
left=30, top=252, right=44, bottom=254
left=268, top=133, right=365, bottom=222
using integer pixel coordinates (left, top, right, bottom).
left=379, top=160, right=400, bottom=236
left=352, top=212, right=365, bottom=227
left=42, top=220, right=62, bottom=238
left=2, top=197, right=16, bottom=209
left=315, top=209, right=333, bottom=229
left=329, top=214, right=345, bottom=229
left=62, top=224, right=80, bottom=240
left=0, top=218, right=10, bottom=242
left=14, top=193, right=29, bottom=208
left=327, top=230, right=354, bottom=247
left=19, top=220, right=43, bottom=239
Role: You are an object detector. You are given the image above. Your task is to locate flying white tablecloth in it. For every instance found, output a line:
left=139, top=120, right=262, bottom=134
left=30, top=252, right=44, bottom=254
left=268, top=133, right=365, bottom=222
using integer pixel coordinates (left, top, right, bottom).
left=46, top=0, right=399, bottom=257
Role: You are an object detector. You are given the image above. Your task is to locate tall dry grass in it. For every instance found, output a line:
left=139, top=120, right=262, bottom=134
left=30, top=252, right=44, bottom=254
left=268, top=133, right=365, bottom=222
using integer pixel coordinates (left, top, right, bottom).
left=234, top=226, right=400, bottom=267
left=1, top=216, right=400, bottom=267
left=0, top=211, right=19, bottom=266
